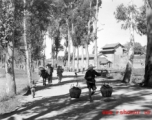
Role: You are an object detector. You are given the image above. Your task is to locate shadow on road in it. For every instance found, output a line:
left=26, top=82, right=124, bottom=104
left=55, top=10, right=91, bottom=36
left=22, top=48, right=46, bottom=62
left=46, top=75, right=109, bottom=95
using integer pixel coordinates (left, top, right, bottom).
left=1, top=76, right=152, bottom=120
left=36, top=76, right=85, bottom=92
left=1, top=83, right=152, bottom=120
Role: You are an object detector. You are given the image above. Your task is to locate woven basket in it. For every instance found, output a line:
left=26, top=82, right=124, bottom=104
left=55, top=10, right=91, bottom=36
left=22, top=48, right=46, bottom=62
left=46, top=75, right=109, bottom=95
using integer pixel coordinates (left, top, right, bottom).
left=69, top=86, right=81, bottom=98
left=69, top=74, right=81, bottom=98
left=100, top=85, right=113, bottom=97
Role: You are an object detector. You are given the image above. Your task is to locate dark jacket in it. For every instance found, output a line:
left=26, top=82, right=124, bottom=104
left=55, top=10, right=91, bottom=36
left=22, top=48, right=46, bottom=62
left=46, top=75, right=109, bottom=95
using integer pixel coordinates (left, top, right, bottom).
left=57, top=68, right=64, bottom=76
left=39, top=69, right=48, bottom=79
left=84, top=69, right=101, bottom=82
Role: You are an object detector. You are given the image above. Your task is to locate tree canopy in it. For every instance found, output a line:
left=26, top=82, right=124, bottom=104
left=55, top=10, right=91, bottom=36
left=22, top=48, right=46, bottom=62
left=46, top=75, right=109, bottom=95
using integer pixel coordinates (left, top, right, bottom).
left=124, top=42, right=145, bottom=55
left=115, top=3, right=146, bottom=35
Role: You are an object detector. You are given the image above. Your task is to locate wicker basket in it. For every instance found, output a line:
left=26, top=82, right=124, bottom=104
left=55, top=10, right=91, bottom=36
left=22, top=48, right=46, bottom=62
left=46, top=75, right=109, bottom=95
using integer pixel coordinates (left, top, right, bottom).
left=69, top=73, right=82, bottom=98
left=69, top=86, right=81, bottom=98
left=100, top=84, right=113, bottom=97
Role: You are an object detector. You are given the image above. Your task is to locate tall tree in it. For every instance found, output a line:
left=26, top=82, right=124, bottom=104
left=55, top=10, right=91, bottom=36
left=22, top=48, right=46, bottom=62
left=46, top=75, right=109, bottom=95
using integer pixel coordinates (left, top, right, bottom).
left=48, top=1, right=71, bottom=67
left=79, top=0, right=98, bottom=69
left=143, top=0, right=152, bottom=87
left=82, top=0, right=92, bottom=69
left=53, top=30, right=64, bottom=61
left=115, top=2, right=139, bottom=84
left=63, top=36, right=68, bottom=67
left=93, top=0, right=102, bottom=69
left=61, top=0, right=84, bottom=70
left=0, top=0, right=18, bottom=96
left=23, top=0, right=50, bottom=93
left=71, top=11, right=89, bottom=71
left=23, top=0, right=33, bottom=91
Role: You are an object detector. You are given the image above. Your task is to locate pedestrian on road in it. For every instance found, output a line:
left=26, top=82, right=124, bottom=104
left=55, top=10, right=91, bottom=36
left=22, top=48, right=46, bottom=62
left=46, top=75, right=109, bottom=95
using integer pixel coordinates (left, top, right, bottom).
left=31, top=80, right=36, bottom=98
left=57, top=66, right=64, bottom=83
left=84, top=64, right=101, bottom=102
left=46, top=64, right=53, bottom=85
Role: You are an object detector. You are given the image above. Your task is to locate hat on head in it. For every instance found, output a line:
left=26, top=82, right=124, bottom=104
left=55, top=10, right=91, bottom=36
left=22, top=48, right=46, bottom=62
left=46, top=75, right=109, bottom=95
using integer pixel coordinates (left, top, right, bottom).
left=88, top=64, right=94, bottom=70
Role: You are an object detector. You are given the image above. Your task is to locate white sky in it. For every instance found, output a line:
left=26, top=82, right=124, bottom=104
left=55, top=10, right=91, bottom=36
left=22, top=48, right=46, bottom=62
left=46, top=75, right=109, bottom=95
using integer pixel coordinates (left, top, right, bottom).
left=45, top=0, right=146, bottom=59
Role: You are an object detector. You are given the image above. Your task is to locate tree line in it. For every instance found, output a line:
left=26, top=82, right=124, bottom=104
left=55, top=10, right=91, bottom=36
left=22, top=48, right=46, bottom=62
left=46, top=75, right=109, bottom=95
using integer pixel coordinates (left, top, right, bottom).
left=0, top=0, right=102, bottom=96
left=0, top=0, right=151, bottom=97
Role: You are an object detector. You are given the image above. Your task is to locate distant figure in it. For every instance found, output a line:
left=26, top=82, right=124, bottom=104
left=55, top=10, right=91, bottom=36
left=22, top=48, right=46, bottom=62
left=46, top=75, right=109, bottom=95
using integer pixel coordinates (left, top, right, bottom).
left=75, top=72, right=77, bottom=77
left=57, top=66, right=64, bottom=83
left=141, top=62, right=144, bottom=66
left=84, top=64, right=101, bottom=102
left=46, top=64, right=54, bottom=84
left=38, top=67, right=48, bottom=86
left=31, top=80, right=36, bottom=98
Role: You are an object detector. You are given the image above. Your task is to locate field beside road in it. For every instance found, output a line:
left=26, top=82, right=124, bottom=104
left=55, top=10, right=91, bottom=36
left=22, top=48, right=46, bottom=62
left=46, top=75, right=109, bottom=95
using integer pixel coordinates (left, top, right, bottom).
left=0, top=68, right=40, bottom=101
left=0, top=68, right=40, bottom=114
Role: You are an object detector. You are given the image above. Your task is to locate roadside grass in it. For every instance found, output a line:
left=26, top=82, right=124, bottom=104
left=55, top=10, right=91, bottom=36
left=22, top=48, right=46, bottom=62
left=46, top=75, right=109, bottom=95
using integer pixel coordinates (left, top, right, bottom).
left=109, top=68, right=145, bottom=82
left=0, top=68, right=40, bottom=100
left=0, top=68, right=40, bottom=115
left=0, top=95, right=23, bottom=115
left=0, top=85, right=29, bottom=115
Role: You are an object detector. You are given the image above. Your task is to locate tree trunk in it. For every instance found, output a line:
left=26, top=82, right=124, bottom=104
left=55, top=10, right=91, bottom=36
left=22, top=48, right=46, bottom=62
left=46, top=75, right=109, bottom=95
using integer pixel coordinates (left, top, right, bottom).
left=5, top=0, right=17, bottom=96
left=122, top=32, right=134, bottom=82
left=56, top=51, right=58, bottom=66
left=122, top=0, right=135, bottom=84
left=43, top=34, right=46, bottom=67
left=50, top=37, right=54, bottom=67
left=142, top=0, right=152, bottom=87
left=77, top=46, right=79, bottom=72
left=31, top=59, right=34, bottom=73
left=67, top=25, right=71, bottom=71
left=81, top=46, right=84, bottom=71
left=94, top=0, right=99, bottom=69
left=73, top=46, right=75, bottom=72
left=23, top=0, right=32, bottom=90
left=86, top=15, right=91, bottom=70
left=5, top=41, right=16, bottom=96
left=64, top=48, right=67, bottom=67
left=122, top=36, right=134, bottom=83
left=85, top=43, right=89, bottom=70
left=43, top=55, right=45, bottom=67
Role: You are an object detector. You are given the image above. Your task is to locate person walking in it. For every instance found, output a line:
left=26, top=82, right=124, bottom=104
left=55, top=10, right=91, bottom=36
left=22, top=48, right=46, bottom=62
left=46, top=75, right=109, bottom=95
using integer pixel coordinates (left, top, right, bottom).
left=31, top=80, right=36, bottom=98
left=57, top=66, right=64, bottom=83
left=46, top=64, right=53, bottom=85
left=84, top=64, right=101, bottom=102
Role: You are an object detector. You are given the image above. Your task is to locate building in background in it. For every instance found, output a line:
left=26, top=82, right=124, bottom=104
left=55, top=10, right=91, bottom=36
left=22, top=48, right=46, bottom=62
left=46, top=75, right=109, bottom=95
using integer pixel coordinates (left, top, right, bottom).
left=99, top=43, right=127, bottom=69
left=73, top=54, right=112, bottom=70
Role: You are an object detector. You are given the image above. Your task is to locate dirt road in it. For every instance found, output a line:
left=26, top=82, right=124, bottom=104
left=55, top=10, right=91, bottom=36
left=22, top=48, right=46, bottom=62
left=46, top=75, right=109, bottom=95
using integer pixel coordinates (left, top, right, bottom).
left=1, top=72, right=152, bottom=120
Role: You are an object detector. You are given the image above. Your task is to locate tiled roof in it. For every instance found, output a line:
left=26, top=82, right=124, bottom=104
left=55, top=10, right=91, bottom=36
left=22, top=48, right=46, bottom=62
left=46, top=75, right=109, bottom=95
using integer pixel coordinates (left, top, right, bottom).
left=100, top=49, right=115, bottom=53
left=74, top=54, right=102, bottom=60
left=102, top=43, right=124, bottom=49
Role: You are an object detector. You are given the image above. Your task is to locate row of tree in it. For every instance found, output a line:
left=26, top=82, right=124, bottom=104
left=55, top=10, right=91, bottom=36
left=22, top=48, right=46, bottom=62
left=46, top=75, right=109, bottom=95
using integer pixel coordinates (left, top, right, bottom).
left=0, top=0, right=103, bottom=96
left=0, top=0, right=54, bottom=96
left=1, top=0, right=152, bottom=96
